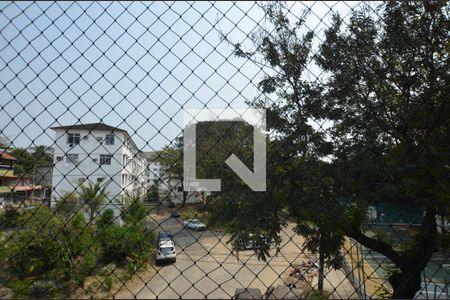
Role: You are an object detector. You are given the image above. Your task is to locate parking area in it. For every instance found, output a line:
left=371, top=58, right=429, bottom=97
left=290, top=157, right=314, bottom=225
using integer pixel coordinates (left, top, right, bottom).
left=115, top=208, right=358, bottom=299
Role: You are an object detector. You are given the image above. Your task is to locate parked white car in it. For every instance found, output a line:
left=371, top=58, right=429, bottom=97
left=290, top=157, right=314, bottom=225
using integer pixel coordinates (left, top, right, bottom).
left=156, top=240, right=176, bottom=264
left=183, top=219, right=207, bottom=231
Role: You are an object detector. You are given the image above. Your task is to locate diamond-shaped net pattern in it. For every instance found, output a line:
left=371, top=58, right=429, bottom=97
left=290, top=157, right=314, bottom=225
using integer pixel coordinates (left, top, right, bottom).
left=0, top=1, right=448, bottom=299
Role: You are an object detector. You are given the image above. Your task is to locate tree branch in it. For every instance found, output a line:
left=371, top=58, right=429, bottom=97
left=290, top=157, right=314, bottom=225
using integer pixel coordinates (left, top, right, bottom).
left=347, top=229, right=405, bottom=267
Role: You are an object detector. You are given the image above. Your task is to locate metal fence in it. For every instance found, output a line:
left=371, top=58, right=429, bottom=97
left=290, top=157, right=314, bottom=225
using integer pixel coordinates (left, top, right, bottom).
left=0, top=1, right=449, bottom=299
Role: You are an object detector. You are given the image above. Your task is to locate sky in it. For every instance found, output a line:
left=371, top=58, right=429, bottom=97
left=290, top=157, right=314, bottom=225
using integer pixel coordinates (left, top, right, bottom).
left=0, top=1, right=368, bottom=152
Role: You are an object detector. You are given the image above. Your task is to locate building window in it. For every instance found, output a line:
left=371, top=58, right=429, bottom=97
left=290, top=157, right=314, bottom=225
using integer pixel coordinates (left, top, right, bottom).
left=67, top=133, right=80, bottom=145
left=66, top=154, right=79, bottom=164
left=105, top=134, right=115, bottom=145
left=100, top=154, right=112, bottom=165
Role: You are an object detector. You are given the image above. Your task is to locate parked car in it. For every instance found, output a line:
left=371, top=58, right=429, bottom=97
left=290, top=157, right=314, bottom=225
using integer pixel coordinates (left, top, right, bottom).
left=156, top=239, right=176, bottom=264
left=183, top=219, right=207, bottom=231
left=236, top=233, right=271, bottom=251
left=158, top=231, right=173, bottom=243
left=171, top=210, right=180, bottom=218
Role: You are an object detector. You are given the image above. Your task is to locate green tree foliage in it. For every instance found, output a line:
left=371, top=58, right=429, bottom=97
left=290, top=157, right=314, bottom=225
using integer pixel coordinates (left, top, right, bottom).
left=0, top=205, right=22, bottom=229
left=147, top=181, right=160, bottom=202
left=77, top=177, right=109, bottom=223
left=185, top=120, right=282, bottom=261
left=0, top=135, right=11, bottom=150
left=54, top=192, right=81, bottom=219
left=121, top=196, right=147, bottom=225
left=1, top=199, right=154, bottom=297
left=0, top=206, right=100, bottom=290
left=228, top=1, right=449, bottom=298
left=97, top=204, right=154, bottom=266
left=10, top=146, right=53, bottom=176
left=157, top=120, right=282, bottom=260
left=316, top=2, right=449, bottom=298
left=158, top=141, right=188, bottom=205
left=225, top=2, right=340, bottom=280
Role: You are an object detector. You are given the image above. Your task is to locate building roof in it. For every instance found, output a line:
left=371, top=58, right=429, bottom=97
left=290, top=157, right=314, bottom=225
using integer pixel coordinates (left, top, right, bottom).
left=0, top=151, right=17, bottom=161
left=12, top=185, right=43, bottom=192
left=50, top=122, right=144, bottom=152
left=50, top=122, right=127, bottom=133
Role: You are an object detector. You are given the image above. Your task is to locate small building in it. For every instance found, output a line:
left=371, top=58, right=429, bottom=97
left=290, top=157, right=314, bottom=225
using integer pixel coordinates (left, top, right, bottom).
left=0, top=151, right=44, bottom=207
left=35, top=165, right=53, bottom=201
left=51, top=123, right=147, bottom=218
left=143, top=151, right=170, bottom=192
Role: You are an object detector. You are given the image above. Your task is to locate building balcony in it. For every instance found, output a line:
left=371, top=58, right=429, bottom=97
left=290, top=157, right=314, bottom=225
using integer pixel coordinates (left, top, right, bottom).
left=0, top=169, right=16, bottom=177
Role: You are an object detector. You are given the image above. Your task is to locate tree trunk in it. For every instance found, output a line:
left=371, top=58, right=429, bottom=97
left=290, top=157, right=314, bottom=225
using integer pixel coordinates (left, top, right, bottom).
left=180, top=179, right=187, bottom=207
left=318, top=244, right=325, bottom=292
left=389, top=206, right=437, bottom=299
left=349, top=206, right=437, bottom=299
left=389, top=269, right=422, bottom=299
left=182, top=191, right=187, bottom=207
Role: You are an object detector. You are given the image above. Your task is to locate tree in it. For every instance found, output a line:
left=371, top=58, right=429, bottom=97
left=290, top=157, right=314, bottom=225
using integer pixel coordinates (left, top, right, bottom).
left=10, top=148, right=34, bottom=175
left=182, top=120, right=282, bottom=260
left=121, top=196, right=147, bottom=225
left=97, top=204, right=154, bottom=266
left=227, top=1, right=340, bottom=286
left=316, top=2, right=449, bottom=298
left=147, top=181, right=160, bottom=202
left=0, top=135, right=11, bottom=150
left=10, top=146, right=53, bottom=176
left=158, top=141, right=187, bottom=205
left=0, top=206, right=100, bottom=289
left=159, top=120, right=257, bottom=207
left=32, top=146, right=53, bottom=166
left=77, top=177, right=110, bottom=224
left=228, top=1, right=449, bottom=298
left=54, top=192, right=81, bottom=219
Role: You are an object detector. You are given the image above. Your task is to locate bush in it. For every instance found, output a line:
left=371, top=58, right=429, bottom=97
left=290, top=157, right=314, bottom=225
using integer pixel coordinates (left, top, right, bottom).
left=97, top=222, right=154, bottom=266
left=121, top=197, right=147, bottom=225
left=0, top=205, right=22, bottom=228
left=97, top=205, right=154, bottom=266
left=28, top=280, right=55, bottom=297
left=103, top=277, right=113, bottom=291
left=1, top=202, right=155, bottom=297
left=5, top=279, right=31, bottom=297
left=1, top=207, right=99, bottom=286
left=97, top=208, right=115, bottom=230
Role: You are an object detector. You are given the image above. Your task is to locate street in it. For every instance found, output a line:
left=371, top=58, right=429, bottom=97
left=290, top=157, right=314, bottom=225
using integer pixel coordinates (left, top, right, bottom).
left=116, top=208, right=358, bottom=299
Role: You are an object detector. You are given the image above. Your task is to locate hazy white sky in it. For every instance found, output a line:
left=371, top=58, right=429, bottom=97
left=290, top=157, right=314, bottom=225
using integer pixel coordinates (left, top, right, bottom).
left=0, top=1, right=368, bottom=152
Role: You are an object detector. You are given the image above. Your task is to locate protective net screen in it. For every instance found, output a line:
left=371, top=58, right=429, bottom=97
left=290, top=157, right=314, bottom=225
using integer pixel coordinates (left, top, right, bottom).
left=0, top=1, right=449, bottom=299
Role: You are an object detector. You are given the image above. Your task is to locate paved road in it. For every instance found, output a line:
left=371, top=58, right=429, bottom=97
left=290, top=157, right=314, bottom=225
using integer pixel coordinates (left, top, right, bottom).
left=116, top=209, right=357, bottom=299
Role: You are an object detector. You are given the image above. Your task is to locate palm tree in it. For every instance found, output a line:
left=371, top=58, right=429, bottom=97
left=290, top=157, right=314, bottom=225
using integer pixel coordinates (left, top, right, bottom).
left=77, top=177, right=110, bottom=223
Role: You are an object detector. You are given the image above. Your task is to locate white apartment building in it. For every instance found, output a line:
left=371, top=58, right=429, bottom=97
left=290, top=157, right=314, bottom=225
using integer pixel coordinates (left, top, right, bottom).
left=51, top=123, right=147, bottom=217
left=142, top=151, right=205, bottom=204
left=144, top=151, right=169, bottom=192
